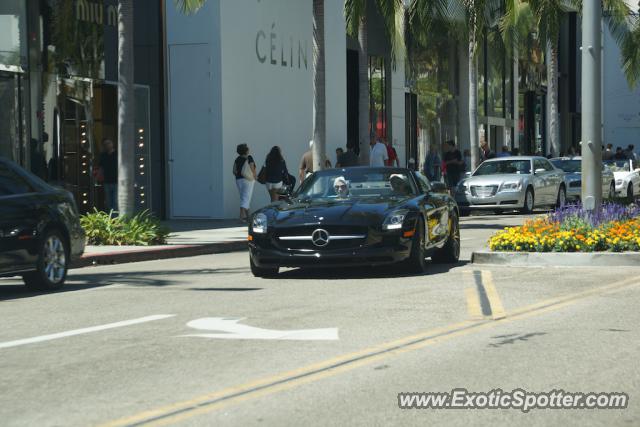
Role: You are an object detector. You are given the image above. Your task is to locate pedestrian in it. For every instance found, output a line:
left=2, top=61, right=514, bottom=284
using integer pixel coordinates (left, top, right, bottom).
left=337, top=145, right=359, bottom=167
left=370, top=137, right=388, bottom=167
left=264, top=146, right=291, bottom=202
left=480, top=140, right=495, bottom=161
left=384, top=138, right=400, bottom=167
left=625, top=144, right=637, bottom=161
left=463, top=149, right=471, bottom=172
left=604, top=143, right=613, bottom=160
left=511, top=147, right=520, bottom=156
left=335, top=148, right=344, bottom=167
left=98, top=139, right=118, bottom=213
left=299, top=140, right=314, bottom=182
left=497, top=145, right=511, bottom=158
left=443, top=140, right=463, bottom=189
left=232, top=143, right=256, bottom=222
left=614, top=147, right=627, bottom=160
left=423, top=143, right=442, bottom=182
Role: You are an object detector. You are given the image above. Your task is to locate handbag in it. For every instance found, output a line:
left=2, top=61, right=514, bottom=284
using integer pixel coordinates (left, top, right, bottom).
left=240, top=158, right=254, bottom=181
left=257, top=166, right=267, bottom=184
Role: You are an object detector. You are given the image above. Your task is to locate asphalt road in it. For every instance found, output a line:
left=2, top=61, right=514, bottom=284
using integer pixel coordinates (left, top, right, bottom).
left=1, top=212, right=639, bottom=427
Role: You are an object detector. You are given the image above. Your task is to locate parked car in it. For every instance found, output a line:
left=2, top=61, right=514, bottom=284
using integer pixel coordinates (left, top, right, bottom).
left=455, top=156, right=566, bottom=215
left=0, top=157, right=85, bottom=290
left=550, top=157, right=616, bottom=200
left=248, top=167, right=460, bottom=277
left=604, top=159, right=640, bottom=200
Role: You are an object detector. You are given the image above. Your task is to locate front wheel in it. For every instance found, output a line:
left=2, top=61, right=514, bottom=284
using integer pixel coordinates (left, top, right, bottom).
left=431, top=213, right=461, bottom=264
left=404, top=218, right=428, bottom=274
left=520, top=188, right=534, bottom=214
left=608, top=182, right=615, bottom=199
left=250, top=257, right=279, bottom=278
left=556, top=185, right=566, bottom=208
left=23, top=229, right=68, bottom=291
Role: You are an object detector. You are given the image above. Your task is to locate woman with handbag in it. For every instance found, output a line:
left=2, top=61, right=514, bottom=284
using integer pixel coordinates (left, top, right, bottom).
left=233, top=144, right=256, bottom=222
left=263, top=146, right=290, bottom=202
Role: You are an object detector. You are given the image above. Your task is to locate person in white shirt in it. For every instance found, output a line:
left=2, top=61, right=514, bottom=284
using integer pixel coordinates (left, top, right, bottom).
left=369, top=137, right=388, bottom=167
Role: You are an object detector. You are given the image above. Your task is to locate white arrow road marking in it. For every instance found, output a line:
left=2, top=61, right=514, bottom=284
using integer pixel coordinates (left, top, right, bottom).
left=183, top=317, right=339, bottom=341
left=0, top=315, right=175, bottom=350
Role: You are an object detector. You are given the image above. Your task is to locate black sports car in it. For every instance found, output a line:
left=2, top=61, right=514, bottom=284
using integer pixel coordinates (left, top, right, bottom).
left=248, top=167, right=460, bottom=277
left=0, top=157, right=85, bottom=290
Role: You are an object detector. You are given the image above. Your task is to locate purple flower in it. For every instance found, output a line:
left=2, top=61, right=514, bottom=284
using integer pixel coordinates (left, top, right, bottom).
left=549, top=201, right=639, bottom=227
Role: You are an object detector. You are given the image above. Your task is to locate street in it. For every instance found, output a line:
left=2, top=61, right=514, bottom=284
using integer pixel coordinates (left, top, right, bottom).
left=1, top=214, right=639, bottom=427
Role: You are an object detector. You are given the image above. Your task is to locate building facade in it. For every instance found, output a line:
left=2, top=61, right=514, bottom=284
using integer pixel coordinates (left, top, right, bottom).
left=164, top=0, right=406, bottom=219
left=0, top=0, right=166, bottom=216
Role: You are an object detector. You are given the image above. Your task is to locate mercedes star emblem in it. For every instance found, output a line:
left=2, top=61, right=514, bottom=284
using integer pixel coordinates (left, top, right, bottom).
left=311, top=229, right=330, bottom=247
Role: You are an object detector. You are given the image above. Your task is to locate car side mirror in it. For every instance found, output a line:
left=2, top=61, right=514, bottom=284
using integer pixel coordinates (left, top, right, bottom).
left=464, top=171, right=472, bottom=178
left=430, top=181, right=448, bottom=193
left=534, top=168, right=546, bottom=174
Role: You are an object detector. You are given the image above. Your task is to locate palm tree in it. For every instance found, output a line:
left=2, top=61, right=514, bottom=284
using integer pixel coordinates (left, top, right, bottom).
left=345, top=0, right=405, bottom=165
left=312, top=0, right=327, bottom=172
left=117, top=0, right=135, bottom=217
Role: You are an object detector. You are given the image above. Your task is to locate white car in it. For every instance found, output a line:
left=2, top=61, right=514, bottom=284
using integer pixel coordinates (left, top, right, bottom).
left=550, top=157, right=616, bottom=200
left=604, top=159, right=640, bottom=200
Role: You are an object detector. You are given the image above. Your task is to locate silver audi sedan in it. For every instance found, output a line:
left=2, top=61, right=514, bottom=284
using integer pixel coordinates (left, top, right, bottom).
left=455, top=156, right=566, bottom=215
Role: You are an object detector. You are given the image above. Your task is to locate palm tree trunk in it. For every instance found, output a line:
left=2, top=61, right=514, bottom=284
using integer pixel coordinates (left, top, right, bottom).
left=312, top=0, right=326, bottom=172
left=117, top=0, right=135, bottom=216
left=358, top=15, right=370, bottom=165
left=468, top=27, right=479, bottom=170
left=546, top=41, right=560, bottom=157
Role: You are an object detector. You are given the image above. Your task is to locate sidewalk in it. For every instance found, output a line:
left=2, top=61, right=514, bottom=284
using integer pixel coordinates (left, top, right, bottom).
left=74, top=220, right=249, bottom=268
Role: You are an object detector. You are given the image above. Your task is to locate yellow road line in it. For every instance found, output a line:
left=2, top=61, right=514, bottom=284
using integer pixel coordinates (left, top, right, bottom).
left=98, top=276, right=640, bottom=427
left=464, top=282, right=484, bottom=320
left=481, top=270, right=506, bottom=320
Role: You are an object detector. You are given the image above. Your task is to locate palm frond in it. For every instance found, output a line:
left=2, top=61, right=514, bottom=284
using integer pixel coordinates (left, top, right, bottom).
left=621, top=15, right=640, bottom=88
left=173, top=0, right=207, bottom=15
left=344, top=0, right=366, bottom=38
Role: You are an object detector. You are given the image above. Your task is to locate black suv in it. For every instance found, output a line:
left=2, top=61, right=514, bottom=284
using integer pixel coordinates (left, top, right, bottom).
left=0, top=157, right=85, bottom=290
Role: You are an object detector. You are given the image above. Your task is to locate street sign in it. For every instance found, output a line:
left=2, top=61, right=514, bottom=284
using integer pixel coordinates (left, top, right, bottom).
left=183, top=317, right=339, bottom=341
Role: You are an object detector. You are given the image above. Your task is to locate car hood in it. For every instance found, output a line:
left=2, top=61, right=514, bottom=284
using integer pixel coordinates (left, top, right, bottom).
left=613, top=171, right=634, bottom=180
left=462, top=174, right=528, bottom=185
left=266, top=197, right=410, bottom=227
left=563, top=172, right=581, bottom=181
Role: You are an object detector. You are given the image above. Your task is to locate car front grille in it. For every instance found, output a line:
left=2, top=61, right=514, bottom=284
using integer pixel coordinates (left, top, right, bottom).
left=470, top=185, right=498, bottom=198
left=569, top=181, right=581, bottom=188
left=274, top=226, right=368, bottom=251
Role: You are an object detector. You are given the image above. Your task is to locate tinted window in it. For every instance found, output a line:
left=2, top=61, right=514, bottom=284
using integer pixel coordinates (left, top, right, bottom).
left=534, top=160, right=548, bottom=172
left=542, top=160, right=555, bottom=171
left=551, top=160, right=581, bottom=173
left=0, top=163, right=35, bottom=196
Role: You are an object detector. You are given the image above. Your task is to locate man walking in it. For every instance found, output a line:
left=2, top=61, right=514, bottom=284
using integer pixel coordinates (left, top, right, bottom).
left=423, top=143, right=441, bottom=182
left=443, top=140, right=463, bottom=190
left=299, top=140, right=314, bottom=182
left=369, top=137, right=388, bottom=167
left=337, top=146, right=359, bottom=167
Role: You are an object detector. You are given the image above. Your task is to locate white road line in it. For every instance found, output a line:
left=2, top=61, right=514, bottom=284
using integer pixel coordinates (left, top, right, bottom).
left=0, top=315, right=175, bottom=350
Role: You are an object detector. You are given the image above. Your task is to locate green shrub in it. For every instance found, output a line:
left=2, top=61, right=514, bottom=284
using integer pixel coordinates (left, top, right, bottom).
left=80, top=209, right=170, bottom=246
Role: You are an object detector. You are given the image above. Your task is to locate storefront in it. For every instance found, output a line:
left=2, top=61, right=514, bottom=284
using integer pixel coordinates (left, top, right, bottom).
left=0, top=0, right=164, bottom=216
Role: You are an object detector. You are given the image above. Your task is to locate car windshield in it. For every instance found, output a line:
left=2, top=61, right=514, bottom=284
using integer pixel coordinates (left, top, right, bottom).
left=551, top=159, right=581, bottom=173
left=604, top=160, right=632, bottom=172
left=474, top=160, right=532, bottom=176
left=295, top=169, right=418, bottom=201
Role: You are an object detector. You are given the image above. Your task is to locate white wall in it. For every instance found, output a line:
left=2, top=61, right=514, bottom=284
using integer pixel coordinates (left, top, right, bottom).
left=219, top=0, right=347, bottom=218
left=602, top=25, right=640, bottom=151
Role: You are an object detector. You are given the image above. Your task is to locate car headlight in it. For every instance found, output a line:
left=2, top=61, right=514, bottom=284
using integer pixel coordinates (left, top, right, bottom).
left=252, top=213, right=268, bottom=234
left=616, top=179, right=623, bottom=185
left=383, top=210, right=408, bottom=230
left=456, top=181, right=470, bottom=194
left=499, top=181, right=522, bottom=192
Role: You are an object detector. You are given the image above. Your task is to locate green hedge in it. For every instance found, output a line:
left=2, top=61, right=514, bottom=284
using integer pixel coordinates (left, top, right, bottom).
left=80, top=209, right=170, bottom=246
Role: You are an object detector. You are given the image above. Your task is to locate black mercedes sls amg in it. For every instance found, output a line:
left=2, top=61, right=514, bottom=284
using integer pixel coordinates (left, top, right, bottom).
left=248, top=167, right=460, bottom=277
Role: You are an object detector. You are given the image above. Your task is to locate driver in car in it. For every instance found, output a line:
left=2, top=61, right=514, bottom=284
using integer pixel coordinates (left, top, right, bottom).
left=333, top=176, right=350, bottom=198
left=389, top=174, right=411, bottom=196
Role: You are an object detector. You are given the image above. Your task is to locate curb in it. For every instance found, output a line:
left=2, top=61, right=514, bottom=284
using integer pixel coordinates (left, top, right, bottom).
left=472, top=250, right=640, bottom=267
left=72, top=241, right=248, bottom=268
